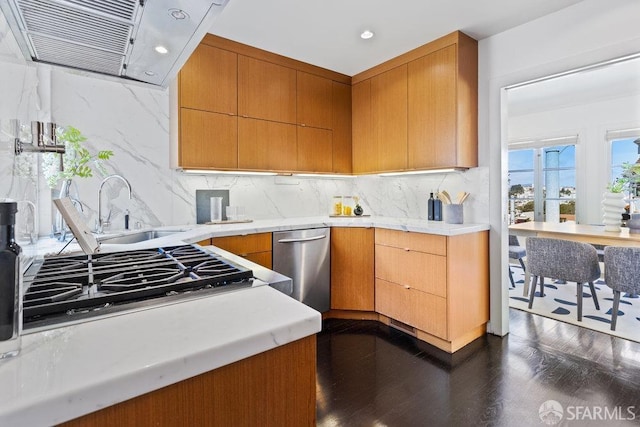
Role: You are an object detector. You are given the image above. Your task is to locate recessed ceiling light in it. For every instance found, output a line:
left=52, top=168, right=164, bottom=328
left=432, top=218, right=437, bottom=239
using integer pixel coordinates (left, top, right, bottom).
left=144, top=71, right=155, bottom=76
left=169, top=8, right=189, bottom=20
left=155, top=45, right=169, bottom=54
left=360, top=30, right=374, bottom=40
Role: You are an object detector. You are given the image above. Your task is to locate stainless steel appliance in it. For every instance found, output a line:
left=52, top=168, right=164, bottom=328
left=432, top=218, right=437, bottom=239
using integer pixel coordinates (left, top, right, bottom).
left=273, top=228, right=330, bottom=312
left=22, top=244, right=255, bottom=332
left=0, top=0, right=229, bottom=87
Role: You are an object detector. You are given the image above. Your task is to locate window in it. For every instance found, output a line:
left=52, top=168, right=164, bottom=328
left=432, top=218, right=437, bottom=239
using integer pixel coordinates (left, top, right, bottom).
left=508, top=138, right=576, bottom=224
left=611, top=137, right=640, bottom=195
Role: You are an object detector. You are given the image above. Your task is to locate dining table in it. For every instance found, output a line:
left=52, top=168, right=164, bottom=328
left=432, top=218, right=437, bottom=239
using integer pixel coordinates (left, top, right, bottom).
left=508, top=221, right=640, bottom=295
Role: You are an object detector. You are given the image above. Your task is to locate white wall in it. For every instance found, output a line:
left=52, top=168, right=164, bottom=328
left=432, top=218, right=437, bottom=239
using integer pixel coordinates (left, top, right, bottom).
left=479, top=0, right=640, bottom=335
left=0, top=11, right=489, bottom=253
left=508, top=93, right=640, bottom=225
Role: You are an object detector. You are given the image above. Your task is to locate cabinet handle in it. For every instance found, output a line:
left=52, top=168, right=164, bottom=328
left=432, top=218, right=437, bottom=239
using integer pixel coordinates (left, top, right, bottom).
left=404, top=285, right=411, bottom=290
left=404, top=247, right=410, bottom=252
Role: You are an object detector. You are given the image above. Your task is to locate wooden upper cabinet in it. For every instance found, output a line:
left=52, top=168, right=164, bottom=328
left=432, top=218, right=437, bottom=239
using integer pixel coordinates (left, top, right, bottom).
left=408, top=45, right=457, bottom=169
left=371, top=65, right=408, bottom=172
left=297, top=71, right=333, bottom=129
left=332, top=82, right=352, bottom=174
left=179, top=44, right=237, bottom=115
left=238, top=118, right=297, bottom=172
left=179, top=108, right=237, bottom=169
left=238, top=56, right=296, bottom=124
left=297, top=126, right=333, bottom=172
left=352, top=79, right=376, bottom=173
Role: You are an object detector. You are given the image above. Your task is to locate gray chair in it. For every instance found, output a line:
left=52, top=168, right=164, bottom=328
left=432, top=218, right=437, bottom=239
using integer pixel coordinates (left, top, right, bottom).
left=526, top=237, right=601, bottom=321
left=508, top=235, right=527, bottom=288
left=603, top=246, right=640, bottom=331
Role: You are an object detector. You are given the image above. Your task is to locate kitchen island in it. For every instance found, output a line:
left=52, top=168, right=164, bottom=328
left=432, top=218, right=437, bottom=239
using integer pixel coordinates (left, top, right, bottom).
left=0, top=256, right=320, bottom=426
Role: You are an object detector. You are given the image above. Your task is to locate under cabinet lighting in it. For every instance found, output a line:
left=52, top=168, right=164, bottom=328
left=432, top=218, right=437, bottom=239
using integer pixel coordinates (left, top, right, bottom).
left=180, top=169, right=277, bottom=176
left=378, top=168, right=464, bottom=177
left=294, top=173, right=356, bottom=179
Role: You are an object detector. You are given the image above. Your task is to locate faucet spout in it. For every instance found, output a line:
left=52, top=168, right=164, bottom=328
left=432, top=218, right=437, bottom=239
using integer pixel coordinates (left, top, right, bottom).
left=97, top=174, right=132, bottom=234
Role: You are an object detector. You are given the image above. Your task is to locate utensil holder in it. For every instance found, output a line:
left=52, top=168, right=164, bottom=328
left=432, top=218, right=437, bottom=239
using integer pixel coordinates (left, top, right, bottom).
left=443, top=204, right=463, bottom=224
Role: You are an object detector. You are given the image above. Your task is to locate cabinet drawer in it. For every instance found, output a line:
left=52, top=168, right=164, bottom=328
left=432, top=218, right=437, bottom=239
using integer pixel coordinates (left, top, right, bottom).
left=375, top=279, right=447, bottom=339
left=375, top=244, right=446, bottom=297
left=212, top=233, right=272, bottom=254
left=375, top=228, right=446, bottom=255
left=240, top=251, right=272, bottom=269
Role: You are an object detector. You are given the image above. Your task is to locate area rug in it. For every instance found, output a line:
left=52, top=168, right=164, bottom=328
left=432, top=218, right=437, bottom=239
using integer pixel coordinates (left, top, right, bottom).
left=508, top=264, right=640, bottom=343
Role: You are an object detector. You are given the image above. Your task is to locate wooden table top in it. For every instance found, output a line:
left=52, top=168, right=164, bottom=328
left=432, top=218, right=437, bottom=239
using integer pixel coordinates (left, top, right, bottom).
left=509, top=221, right=640, bottom=247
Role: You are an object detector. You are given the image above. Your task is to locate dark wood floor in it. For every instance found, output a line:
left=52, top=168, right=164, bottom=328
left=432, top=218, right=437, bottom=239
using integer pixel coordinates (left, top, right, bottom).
left=316, top=309, right=640, bottom=426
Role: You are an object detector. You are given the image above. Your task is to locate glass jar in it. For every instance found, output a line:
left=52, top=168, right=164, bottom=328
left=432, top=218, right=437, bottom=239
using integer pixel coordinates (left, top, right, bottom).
left=342, top=196, right=354, bottom=216
left=332, top=196, right=343, bottom=216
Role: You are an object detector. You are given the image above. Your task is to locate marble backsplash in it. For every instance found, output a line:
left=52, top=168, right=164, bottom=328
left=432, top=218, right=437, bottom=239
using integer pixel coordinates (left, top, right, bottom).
left=0, top=16, right=489, bottom=245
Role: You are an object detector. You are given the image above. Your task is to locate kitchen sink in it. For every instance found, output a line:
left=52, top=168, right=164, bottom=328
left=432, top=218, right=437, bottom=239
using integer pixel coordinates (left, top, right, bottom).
left=98, top=230, right=184, bottom=244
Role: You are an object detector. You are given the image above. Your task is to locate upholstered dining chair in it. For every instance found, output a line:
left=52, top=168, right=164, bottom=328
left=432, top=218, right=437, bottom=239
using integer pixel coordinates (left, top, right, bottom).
left=603, top=246, right=640, bottom=331
left=508, top=235, right=527, bottom=288
left=526, top=237, right=601, bottom=321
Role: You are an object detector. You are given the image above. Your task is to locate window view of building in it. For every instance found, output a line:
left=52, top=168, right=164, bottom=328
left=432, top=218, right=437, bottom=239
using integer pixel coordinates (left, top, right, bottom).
left=508, top=143, right=576, bottom=224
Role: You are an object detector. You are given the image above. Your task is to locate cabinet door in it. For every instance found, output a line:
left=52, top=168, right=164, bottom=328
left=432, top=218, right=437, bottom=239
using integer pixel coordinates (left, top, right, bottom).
left=297, top=71, right=333, bottom=129
left=352, top=79, right=376, bottom=173
left=238, top=56, right=296, bottom=124
left=371, top=65, right=408, bottom=172
left=297, top=126, right=333, bottom=172
left=331, top=81, right=352, bottom=174
left=179, top=108, right=237, bottom=169
left=179, top=44, right=237, bottom=115
left=408, top=45, right=457, bottom=169
left=238, top=118, right=297, bottom=171
left=331, top=227, right=374, bottom=311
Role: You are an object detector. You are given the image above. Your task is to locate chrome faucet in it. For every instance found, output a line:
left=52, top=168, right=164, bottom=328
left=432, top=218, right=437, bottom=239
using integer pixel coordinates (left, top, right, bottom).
left=97, top=174, right=132, bottom=234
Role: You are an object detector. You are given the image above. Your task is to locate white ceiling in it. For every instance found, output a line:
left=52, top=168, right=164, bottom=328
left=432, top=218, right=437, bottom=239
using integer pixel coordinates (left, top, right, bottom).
left=507, top=55, right=640, bottom=116
left=208, top=0, right=583, bottom=76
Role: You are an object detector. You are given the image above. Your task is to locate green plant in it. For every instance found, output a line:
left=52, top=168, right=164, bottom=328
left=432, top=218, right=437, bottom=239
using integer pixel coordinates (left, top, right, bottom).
left=606, top=163, right=640, bottom=194
left=607, top=178, right=627, bottom=193
left=42, top=126, right=113, bottom=188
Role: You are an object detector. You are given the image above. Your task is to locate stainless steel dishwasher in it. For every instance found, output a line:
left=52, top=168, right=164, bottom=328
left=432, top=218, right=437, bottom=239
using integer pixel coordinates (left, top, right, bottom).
left=272, top=228, right=330, bottom=312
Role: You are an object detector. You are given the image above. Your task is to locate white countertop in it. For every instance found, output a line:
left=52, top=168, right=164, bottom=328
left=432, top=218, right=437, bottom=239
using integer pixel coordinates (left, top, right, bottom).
left=22, top=215, right=489, bottom=257
left=0, top=285, right=320, bottom=427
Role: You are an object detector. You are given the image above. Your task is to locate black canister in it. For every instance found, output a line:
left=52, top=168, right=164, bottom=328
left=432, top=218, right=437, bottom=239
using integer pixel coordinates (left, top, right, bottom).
left=0, top=202, right=21, bottom=344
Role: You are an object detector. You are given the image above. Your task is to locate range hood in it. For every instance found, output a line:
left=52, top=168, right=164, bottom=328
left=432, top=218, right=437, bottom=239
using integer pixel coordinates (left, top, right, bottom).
left=0, top=0, right=229, bottom=87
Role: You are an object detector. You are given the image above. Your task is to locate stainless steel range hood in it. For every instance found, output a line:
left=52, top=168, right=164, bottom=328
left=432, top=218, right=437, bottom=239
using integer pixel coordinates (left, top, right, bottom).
left=0, top=0, right=229, bottom=87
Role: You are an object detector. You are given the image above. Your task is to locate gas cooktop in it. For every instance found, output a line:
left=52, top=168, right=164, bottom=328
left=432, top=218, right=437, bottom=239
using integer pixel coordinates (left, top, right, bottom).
left=23, top=244, right=255, bottom=331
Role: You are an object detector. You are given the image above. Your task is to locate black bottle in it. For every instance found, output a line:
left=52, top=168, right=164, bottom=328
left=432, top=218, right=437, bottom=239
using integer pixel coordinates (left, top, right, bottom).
left=427, top=193, right=435, bottom=220
left=0, top=202, right=21, bottom=342
left=433, top=195, right=442, bottom=221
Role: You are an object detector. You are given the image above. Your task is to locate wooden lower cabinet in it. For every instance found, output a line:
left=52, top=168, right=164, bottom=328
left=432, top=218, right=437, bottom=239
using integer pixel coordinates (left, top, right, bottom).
left=212, top=232, right=272, bottom=269
left=330, top=227, right=374, bottom=311
left=373, top=228, right=489, bottom=352
left=61, top=336, right=316, bottom=427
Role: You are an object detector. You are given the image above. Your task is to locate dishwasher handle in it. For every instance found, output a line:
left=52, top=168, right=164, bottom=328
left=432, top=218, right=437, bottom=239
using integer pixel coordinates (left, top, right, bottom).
left=277, top=234, right=327, bottom=244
